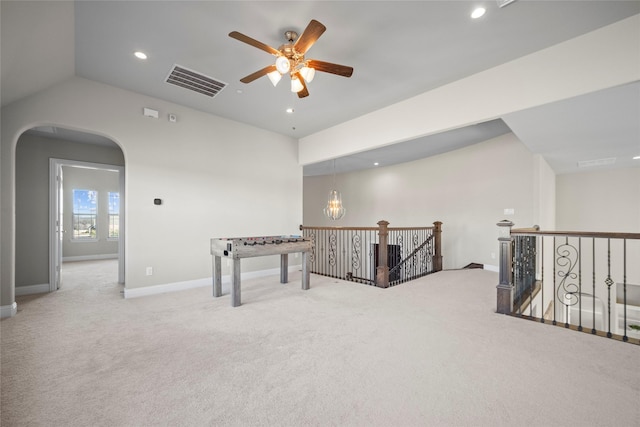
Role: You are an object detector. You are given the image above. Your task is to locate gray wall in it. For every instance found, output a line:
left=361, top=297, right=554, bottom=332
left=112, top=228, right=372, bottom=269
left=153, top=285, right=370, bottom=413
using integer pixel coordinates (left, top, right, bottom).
left=15, top=134, right=124, bottom=287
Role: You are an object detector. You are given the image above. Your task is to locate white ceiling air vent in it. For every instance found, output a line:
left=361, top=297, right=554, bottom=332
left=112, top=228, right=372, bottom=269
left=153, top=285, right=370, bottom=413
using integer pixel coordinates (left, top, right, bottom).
left=577, top=157, right=616, bottom=168
left=166, top=64, right=227, bottom=98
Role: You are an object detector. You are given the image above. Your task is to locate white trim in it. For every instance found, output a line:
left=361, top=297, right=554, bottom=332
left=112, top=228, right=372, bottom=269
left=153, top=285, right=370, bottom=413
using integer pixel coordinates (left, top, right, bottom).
left=484, top=264, right=499, bottom=272
left=0, top=302, right=18, bottom=318
left=123, top=265, right=302, bottom=299
left=63, top=254, right=118, bottom=262
left=124, top=277, right=211, bottom=299
left=15, top=284, right=50, bottom=296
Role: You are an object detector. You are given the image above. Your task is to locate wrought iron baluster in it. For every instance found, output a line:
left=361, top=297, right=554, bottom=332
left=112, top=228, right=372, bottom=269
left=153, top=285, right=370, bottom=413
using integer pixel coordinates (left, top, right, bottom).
left=556, top=236, right=579, bottom=328
left=540, top=235, right=545, bottom=324
left=592, top=238, right=596, bottom=335
left=529, top=236, right=536, bottom=318
left=605, top=238, right=613, bottom=338
left=553, top=237, right=557, bottom=325
left=578, top=238, right=582, bottom=332
left=351, top=231, right=362, bottom=281
left=623, top=239, right=628, bottom=342
left=516, top=236, right=521, bottom=316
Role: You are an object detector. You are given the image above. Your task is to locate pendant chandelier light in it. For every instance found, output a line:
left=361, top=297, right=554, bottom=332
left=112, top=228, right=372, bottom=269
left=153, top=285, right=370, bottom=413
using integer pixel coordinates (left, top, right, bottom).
left=324, top=160, right=346, bottom=220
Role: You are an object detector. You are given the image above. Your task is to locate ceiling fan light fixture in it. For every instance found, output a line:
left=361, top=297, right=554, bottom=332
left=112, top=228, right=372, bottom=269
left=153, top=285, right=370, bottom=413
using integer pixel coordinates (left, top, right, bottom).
left=300, top=66, right=315, bottom=83
left=267, top=70, right=282, bottom=87
left=275, top=56, right=290, bottom=74
left=291, top=75, right=304, bottom=93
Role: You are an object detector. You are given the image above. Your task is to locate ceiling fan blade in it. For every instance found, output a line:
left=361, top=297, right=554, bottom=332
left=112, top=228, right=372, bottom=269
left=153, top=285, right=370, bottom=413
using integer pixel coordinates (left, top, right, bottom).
left=297, top=73, right=310, bottom=98
left=293, top=19, right=326, bottom=55
left=307, top=59, right=354, bottom=77
left=240, top=64, right=277, bottom=83
left=229, top=31, right=280, bottom=56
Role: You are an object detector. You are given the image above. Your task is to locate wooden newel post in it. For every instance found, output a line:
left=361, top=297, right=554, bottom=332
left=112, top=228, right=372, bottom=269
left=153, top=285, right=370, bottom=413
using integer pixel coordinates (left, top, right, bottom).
left=496, top=220, right=514, bottom=314
left=432, top=221, right=443, bottom=272
left=376, top=220, right=390, bottom=288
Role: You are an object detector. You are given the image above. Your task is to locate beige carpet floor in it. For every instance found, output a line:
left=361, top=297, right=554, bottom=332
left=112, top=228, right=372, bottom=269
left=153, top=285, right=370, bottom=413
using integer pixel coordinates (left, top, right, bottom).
left=1, top=260, right=638, bottom=426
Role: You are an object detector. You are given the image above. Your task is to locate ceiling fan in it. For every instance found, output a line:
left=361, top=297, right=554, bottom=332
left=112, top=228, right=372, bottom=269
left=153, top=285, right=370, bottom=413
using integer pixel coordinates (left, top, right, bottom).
left=229, top=19, right=353, bottom=98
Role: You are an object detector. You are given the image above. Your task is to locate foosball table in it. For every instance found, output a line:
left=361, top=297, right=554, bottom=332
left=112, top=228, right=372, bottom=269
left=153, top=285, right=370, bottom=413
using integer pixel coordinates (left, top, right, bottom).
left=210, top=235, right=313, bottom=307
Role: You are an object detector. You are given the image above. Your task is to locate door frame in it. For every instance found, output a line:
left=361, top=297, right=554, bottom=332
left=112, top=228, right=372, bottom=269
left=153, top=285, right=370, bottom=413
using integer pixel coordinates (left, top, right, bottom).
left=49, top=158, right=125, bottom=290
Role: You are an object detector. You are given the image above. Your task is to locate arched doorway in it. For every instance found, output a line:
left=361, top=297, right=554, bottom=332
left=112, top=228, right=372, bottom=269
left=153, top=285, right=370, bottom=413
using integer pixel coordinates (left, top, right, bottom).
left=15, top=126, right=125, bottom=296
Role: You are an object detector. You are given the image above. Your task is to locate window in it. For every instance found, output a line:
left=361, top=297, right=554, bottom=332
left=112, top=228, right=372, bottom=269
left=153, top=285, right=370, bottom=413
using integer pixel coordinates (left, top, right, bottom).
left=108, top=192, right=120, bottom=239
left=72, top=189, right=97, bottom=239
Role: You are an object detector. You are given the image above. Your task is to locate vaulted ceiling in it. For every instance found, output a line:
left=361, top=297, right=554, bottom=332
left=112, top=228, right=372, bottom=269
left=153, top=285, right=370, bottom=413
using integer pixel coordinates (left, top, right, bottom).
left=2, top=1, right=639, bottom=175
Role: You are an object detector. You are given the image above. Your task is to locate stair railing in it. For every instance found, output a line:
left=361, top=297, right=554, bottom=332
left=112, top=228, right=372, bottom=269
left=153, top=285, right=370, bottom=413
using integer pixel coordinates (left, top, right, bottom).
left=300, top=221, right=442, bottom=288
left=497, top=223, right=640, bottom=345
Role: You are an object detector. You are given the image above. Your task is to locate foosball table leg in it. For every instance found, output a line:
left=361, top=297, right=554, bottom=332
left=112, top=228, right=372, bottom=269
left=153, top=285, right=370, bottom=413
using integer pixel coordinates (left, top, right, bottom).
left=280, top=254, right=288, bottom=284
left=231, top=258, right=241, bottom=307
left=302, top=251, right=310, bottom=290
left=213, top=256, right=222, bottom=297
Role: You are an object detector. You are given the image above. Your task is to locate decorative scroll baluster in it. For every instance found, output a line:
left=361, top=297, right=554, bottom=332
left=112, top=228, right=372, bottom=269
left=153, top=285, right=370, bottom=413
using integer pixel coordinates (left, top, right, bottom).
left=556, top=237, right=579, bottom=328
left=352, top=232, right=361, bottom=272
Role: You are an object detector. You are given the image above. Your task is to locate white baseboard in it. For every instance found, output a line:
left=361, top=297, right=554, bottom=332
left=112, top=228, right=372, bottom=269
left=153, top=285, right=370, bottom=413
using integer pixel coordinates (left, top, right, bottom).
left=0, top=302, right=18, bottom=318
left=483, top=264, right=499, bottom=272
left=123, top=265, right=301, bottom=299
left=63, top=254, right=118, bottom=262
left=15, top=283, right=50, bottom=296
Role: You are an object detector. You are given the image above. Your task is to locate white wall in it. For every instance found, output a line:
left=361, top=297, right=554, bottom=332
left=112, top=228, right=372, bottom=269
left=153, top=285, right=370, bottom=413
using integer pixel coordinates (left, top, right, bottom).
left=557, top=168, right=640, bottom=233
left=299, top=14, right=640, bottom=166
left=532, top=155, right=557, bottom=230
left=1, top=77, right=302, bottom=307
left=304, top=133, right=535, bottom=270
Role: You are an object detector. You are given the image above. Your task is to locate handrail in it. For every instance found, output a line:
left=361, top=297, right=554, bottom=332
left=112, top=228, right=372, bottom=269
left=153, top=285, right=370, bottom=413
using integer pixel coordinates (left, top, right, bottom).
left=511, top=229, right=640, bottom=239
left=299, top=225, right=437, bottom=232
left=300, top=225, right=378, bottom=231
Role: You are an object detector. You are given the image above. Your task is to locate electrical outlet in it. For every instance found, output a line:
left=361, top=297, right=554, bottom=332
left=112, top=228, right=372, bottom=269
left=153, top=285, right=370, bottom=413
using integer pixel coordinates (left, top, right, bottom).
left=146, top=267, right=153, bottom=276
left=491, top=252, right=496, bottom=259
left=504, top=208, right=515, bottom=215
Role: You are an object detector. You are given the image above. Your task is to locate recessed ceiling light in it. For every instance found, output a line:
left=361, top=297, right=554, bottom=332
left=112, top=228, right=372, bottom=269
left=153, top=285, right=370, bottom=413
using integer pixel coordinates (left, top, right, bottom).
left=286, top=108, right=294, bottom=114
left=236, top=89, right=243, bottom=94
left=634, top=155, right=640, bottom=160
left=471, top=7, right=486, bottom=19
left=134, top=51, right=147, bottom=60
left=374, top=162, right=379, bottom=166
